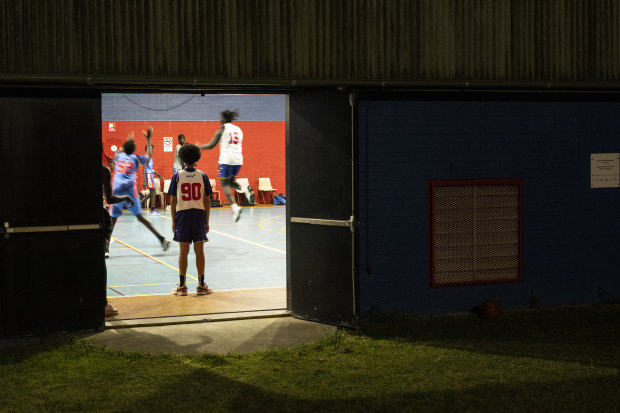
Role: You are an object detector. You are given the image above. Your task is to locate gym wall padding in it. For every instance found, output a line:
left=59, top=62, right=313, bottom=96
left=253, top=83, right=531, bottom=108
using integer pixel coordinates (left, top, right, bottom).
left=0, top=93, right=104, bottom=338
left=358, top=97, right=620, bottom=316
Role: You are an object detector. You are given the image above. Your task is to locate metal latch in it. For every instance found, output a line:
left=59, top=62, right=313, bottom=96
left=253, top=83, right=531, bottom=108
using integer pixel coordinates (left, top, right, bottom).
left=3, top=222, right=100, bottom=238
left=290, top=216, right=358, bottom=232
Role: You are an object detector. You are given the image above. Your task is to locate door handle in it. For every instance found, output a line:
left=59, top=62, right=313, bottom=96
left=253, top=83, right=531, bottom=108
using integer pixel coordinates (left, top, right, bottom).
left=290, top=216, right=357, bottom=232
left=3, top=222, right=100, bottom=238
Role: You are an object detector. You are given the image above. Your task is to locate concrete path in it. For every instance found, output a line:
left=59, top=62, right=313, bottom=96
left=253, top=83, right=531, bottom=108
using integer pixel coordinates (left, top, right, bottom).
left=80, top=311, right=337, bottom=355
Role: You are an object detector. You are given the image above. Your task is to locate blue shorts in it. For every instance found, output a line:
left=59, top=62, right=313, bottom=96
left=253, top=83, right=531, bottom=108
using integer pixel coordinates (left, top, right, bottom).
left=173, top=209, right=209, bottom=244
left=110, top=186, right=142, bottom=217
left=218, top=164, right=241, bottom=179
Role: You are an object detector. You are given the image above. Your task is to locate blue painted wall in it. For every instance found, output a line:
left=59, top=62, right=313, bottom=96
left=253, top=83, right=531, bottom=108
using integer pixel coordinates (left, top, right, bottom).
left=359, top=99, right=620, bottom=315
left=102, top=93, right=285, bottom=121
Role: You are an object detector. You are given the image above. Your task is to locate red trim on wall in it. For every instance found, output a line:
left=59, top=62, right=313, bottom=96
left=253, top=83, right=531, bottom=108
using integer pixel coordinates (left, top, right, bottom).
left=102, top=121, right=285, bottom=204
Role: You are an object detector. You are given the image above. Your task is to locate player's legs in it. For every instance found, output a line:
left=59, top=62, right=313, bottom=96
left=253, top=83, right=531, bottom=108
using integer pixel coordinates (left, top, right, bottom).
left=173, top=242, right=191, bottom=296
left=109, top=216, right=118, bottom=239
left=126, top=191, right=169, bottom=249
left=105, top=216, right=118, bottom=257
left=108, top=187, right=130, bottom=253
left=149, top=188, right=156, bottom=208
left=194, top=241, right=212, bottom=295
left=194, top=242, right=205, bottom=276
left=219, top=164, right=247, bottom=222
left=218, top=164, right=243, bottom=203
left=219, top=177, right=236, bottom=204
left=136, top=214, right=168, bottom=245
left=179, top=243, right=190, bottom=276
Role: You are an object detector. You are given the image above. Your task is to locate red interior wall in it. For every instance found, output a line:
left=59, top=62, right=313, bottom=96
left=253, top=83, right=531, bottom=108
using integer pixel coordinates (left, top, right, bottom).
left=102, top=121, right=285, bottom=204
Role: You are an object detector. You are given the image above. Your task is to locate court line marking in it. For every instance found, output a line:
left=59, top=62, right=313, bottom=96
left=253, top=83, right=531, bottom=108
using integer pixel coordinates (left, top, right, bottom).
left=160, top=215, right=286, bottom=254
left=109, top=282, right=178, bottom=288
left=111, top=237, right=199, bottom=281
left=109, top=210, right=285, bottom=293
left=258, top=214, right=286, bottom=235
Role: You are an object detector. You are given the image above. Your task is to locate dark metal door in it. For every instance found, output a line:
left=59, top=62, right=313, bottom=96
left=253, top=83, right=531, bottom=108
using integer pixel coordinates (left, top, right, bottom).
left=0, top=90, right=104, bottom=337
left=286, top=91, right=358, bottom=327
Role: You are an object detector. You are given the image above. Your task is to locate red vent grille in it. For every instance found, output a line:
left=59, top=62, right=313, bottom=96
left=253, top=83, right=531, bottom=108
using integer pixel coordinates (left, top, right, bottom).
left=429, top=179, right=523, bottom=287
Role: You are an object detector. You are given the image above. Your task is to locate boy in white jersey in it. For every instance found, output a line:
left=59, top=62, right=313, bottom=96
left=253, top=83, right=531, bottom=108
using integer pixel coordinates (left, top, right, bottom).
left=168, top=143, right=214, bottom=296
left=197, top=109, right=251, bottom=222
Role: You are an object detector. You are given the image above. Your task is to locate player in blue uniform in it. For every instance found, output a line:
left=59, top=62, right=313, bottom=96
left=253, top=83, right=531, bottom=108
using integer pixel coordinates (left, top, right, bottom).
left=168, top=143, right=213, bottom=296
left=107, top=129, right=170, bottom=256
left=102, top=164, right=134, bottom=317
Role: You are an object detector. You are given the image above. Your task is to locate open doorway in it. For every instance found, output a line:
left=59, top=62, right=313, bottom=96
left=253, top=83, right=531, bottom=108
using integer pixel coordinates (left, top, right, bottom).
left=102, top=93, right=287, bottom=320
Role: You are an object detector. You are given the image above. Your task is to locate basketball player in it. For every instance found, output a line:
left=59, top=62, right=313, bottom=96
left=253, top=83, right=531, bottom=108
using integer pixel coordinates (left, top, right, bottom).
left=168, top=143, right=214, bottom=296
left=107, top=129, right=170, bottom=256
left=102, top=164, right=134, bottom=317
left=173, top=133, right=186, bottom=174
left=140, top=143, right=165, bottom=216
left=197, top=109, right=251, bottom=222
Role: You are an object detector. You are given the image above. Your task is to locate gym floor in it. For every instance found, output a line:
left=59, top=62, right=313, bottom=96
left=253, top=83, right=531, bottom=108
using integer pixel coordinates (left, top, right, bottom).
left=106, top=204, right=287, bottom=320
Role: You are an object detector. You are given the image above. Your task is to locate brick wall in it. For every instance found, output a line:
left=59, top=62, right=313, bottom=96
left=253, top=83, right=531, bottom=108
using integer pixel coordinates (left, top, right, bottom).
left=101, top=94, right=285, bottom=204
left=359, top=99, right=620, bottom=315
left=102, top=120, right=285, bottom=204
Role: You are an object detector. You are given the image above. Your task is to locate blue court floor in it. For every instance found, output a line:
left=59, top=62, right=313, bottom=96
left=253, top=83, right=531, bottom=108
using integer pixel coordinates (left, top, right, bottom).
left=106, top=205, right=286, bottom=297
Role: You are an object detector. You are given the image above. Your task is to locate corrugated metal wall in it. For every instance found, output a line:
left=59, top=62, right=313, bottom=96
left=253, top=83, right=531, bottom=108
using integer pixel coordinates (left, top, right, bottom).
left=1, top=0, right=619, bottom=86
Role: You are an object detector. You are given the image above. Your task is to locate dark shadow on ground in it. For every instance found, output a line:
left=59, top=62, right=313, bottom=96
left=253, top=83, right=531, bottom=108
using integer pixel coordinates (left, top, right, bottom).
left=359, top=303, right=620, bottom=369
left=0, top=334, right=78, bottom=366
left=77, top=367, right=620, bottom=412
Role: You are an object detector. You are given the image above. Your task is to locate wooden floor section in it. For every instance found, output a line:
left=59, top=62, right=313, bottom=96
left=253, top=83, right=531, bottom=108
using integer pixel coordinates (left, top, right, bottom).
left=107, top=287, right=287, bottom=320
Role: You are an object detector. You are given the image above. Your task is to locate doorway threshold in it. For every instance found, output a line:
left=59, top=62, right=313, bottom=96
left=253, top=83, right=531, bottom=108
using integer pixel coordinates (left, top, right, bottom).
left=105, top=287, right=288, bottom=328
left=105, top=308, right=290, bottom=329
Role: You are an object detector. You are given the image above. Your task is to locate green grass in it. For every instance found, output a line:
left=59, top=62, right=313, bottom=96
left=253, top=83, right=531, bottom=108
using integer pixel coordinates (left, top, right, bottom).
left=1, top=304, right=619, bottom=412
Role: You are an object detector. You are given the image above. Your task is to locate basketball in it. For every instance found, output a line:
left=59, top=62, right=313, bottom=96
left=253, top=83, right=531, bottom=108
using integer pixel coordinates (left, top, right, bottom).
left=480, top=299, right=503, bottom=320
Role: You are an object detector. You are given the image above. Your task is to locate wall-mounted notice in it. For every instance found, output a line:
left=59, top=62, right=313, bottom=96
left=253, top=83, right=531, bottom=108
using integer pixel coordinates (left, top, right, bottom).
left=163, top=136, right=173, bottom=152
left=591, top=153, right=620, bottom=188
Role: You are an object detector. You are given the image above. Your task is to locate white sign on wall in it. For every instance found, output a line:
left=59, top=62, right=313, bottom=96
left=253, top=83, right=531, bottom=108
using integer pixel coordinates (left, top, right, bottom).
left=591, top=153, right=620, bottom=188
left=163, top=136, right=173, bottom=152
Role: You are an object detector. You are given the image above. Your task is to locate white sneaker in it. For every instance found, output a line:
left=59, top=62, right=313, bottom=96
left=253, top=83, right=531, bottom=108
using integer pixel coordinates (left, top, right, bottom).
left=232, top=204, right=242, bottom=222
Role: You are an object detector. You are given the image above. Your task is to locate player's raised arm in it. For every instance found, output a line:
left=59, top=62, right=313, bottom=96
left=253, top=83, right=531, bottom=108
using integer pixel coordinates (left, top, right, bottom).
left=197, top=126, right=223, bottom=150
left=144, top=128, right=153, bottom=161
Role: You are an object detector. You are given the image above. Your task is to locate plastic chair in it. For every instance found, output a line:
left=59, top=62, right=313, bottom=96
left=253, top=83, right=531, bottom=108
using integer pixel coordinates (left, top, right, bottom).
left=161, top=179, right=172, bottom=209
left=153, top=178, right=164, bottom=209
left=234, top=178, right=250, bottom=205
left=209, top=179, right=220, bottom=200
left=258, top=177, right=277, bottom=204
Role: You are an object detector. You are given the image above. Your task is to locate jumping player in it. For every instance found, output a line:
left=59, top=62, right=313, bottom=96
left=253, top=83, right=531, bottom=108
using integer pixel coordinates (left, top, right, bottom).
left=107, top=129, right=170, bottom=256
left=168, top=143, right=214, bottom=296
left=102, top=164, right=134, bottom=317
left=197, top=109, right=250, bottom=222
